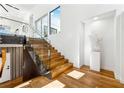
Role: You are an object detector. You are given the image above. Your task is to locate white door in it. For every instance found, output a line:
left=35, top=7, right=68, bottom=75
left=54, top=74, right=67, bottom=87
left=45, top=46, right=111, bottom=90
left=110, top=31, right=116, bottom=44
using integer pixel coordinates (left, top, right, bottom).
left=0, top=53, right=11, bottom=83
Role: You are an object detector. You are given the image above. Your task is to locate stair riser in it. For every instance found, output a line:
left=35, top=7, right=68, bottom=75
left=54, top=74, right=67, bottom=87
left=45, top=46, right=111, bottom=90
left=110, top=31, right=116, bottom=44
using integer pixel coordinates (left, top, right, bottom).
left=39, top=53, right=61, bottom=60
left=51, top=56, right=64, bottom=62
left=34, top=47, right=55, bottom=51
left=50, top=60, right=68, bottom=69
left=30, top=42, right=52, bottom=46
left=35, top=50, right=58, bottom=55
left=31, top=44, right=52, bottom=48
left=42, top=59, right=67, bottom=70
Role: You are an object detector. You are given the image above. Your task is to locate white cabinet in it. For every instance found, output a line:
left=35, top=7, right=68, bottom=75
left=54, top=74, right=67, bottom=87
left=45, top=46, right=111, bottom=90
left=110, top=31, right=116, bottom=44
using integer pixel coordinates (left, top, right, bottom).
left=90, top=52, right=100, bottom=72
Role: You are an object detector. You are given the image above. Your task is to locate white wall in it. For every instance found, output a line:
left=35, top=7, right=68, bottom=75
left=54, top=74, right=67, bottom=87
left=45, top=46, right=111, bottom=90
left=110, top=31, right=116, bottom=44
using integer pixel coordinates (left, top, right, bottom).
left=114, top=11, right=124, bottom=83
left=47, top=5, right=124, bottom=68
left=79, top=23, right=85, bottom=67
left=49, top=5, right=81, bottom=67
left=31, top=5, right=124, bottom=68
left=119, top=12, right=124, bottom=83
left=84, top=16, right=115, bottom=71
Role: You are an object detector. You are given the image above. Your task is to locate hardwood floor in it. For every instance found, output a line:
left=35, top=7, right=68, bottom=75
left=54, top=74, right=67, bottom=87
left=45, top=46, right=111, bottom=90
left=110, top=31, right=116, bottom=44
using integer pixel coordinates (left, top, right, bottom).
left=16, top=66, right=124, bottom=88
left=0, top=77, right=23, bottom=88
left=79, top=65, right=115, bottom=79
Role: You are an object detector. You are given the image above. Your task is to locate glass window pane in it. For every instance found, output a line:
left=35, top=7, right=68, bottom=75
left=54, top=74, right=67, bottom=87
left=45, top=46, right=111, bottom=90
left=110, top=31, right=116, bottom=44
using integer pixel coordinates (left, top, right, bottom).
left=42, top=15, right=48, bottom=37
left=35, top=19, right=42, bottom=38
left=50, top=6, right=61, bottom=35
left=36, top=20, right=41, bottom=32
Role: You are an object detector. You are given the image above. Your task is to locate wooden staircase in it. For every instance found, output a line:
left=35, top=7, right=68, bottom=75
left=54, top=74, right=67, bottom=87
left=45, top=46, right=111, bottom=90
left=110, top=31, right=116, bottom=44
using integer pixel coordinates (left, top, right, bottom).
left=29, top=38, right=73, bottom=79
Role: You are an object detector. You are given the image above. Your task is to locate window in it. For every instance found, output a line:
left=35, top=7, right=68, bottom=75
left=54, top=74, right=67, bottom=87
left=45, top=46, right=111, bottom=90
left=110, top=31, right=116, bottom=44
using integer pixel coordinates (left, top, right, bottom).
left=35, top=14, right=48, bottom=38
left=35, top=19, right=42, bottom=38
left=50, top=6, right=61, bottom=35
left=41, top=14, right=48, bottom=37
left=35, top=6, right=61, bottom=38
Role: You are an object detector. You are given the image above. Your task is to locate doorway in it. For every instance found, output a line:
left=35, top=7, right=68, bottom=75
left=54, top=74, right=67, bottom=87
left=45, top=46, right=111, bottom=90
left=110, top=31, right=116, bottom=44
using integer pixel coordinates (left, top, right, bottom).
left=80, top=10, right=116, bottom=75
left=0, top=48, right=11, bottom=83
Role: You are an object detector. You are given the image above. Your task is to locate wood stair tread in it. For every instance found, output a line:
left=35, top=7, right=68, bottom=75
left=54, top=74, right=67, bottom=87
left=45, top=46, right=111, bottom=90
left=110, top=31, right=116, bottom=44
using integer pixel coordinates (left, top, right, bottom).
left=35, top=50, right=58, bottom=55
left=38, top=55, right=63, bottom=62
left=50, top=59, right=68, bottom=69
left=42, top=56, right=64, bottom=62
left=40, top=57, right=66, bottom=69
left=51, top=63, right=73, bottom=78
left=33, top=47, right=52, bottom=49
left=39, top=52, right=61, bottom=59
left=36, top=49, right=57, bottom=52
left=39, top=52, right=60, bottom=56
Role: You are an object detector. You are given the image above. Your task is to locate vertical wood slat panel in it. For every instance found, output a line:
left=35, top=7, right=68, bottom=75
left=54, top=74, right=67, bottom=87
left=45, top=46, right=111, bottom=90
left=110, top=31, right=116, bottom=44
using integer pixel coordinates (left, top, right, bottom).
left=16, top=47, right=19, bottom=78
left=21, top=48, right=23, bottom=78
left=12, top=48, right=15, bottom=79
left=14, top=48, right=16, bottom=79
left=20, top=48, right=23, bottom=76
left=15, top=48, right=17, bottom=78
left=18, top=48, right=20, bottom=77
left=7, top=47, right=23, bottom=80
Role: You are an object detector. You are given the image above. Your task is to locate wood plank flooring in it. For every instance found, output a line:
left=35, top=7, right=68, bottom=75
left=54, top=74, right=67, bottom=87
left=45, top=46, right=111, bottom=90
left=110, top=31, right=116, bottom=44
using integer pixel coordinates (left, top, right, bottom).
left=0, top=77, right=23, bottom=88
left=16, top=66, right=124, bottom=88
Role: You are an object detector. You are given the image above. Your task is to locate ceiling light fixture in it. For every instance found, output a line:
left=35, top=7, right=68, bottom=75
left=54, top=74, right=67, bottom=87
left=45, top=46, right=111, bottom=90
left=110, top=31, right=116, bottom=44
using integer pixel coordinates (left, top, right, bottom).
left=93, top=17, right=98, bottom=20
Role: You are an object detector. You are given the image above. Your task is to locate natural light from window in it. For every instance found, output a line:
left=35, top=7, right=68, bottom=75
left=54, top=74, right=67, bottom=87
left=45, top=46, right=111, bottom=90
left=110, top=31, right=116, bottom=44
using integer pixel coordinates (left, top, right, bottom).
left=50, top=6, right=60, bottom=35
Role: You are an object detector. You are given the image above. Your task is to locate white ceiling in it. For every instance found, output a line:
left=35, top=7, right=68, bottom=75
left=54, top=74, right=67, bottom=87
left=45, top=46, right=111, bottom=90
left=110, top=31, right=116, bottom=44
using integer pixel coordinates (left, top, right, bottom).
left=0, top=4, right=57, bottom=22
left=0, top=4, right=37, bottom=14
left=9, top=4, right=57, bottom=14
left=12, top=4, right=37, bottom=12
left=0, top=4, right=58, bottom=14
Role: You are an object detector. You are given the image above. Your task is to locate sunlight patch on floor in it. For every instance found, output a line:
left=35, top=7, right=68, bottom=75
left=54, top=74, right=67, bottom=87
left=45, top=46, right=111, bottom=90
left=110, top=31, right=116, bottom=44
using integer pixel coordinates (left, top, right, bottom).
left=42, top=80, right=65, bottom=88
left=67, top=70, right=85, bottom=79
left=14, top=80, right=32, bottom=88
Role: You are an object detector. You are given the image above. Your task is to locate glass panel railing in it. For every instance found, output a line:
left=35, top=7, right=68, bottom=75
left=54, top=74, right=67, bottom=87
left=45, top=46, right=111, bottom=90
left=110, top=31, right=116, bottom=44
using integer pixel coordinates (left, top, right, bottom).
left=26, top=25, right=52, bottom=78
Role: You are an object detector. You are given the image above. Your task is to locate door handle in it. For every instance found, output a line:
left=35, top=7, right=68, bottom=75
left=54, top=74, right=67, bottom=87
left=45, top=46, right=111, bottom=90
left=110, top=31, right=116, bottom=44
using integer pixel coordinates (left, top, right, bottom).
left=6, top=66, right=10, bottom=69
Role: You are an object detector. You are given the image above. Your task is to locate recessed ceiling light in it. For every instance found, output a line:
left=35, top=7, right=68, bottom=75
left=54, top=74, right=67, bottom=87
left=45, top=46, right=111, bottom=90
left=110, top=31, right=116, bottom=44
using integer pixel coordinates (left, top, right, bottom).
left=93, top=17, right=98, bottom=20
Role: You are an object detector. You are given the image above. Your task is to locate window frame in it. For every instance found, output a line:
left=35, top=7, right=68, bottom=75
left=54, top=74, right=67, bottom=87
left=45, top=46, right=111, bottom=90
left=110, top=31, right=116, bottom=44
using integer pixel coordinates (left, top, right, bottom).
left=49, top=6, right=60, bottom=35
left=35, top=6, right=60, bottom=38
left=41, top=14, right=49, bottom=37
left=35, top=13, right=48, bottom=38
